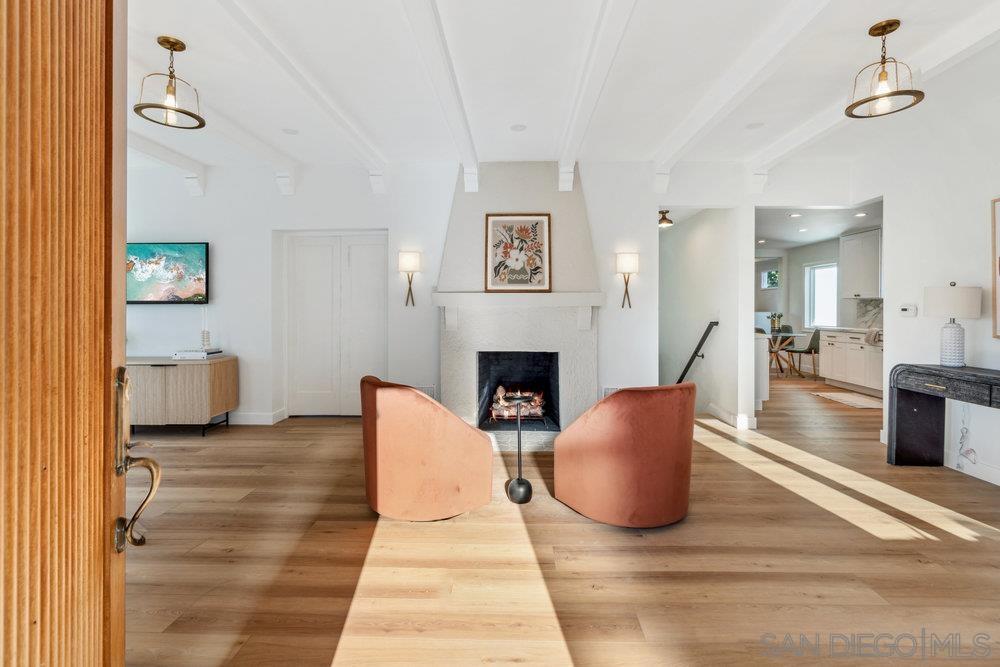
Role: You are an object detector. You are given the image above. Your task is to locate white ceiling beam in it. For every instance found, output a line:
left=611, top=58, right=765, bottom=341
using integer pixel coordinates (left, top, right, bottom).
left=403, top=0, right=479, bottom=192
left=751, top=2, right=1000, bottom=172
left=208, top=106, right=300, bottom=195
left=127, top=130, right=207, bottom=196
left=651, top=0, right=830, bottom=181
left=217, top=0, right=388, bottom=193
left=557, top=0, right=637, bottom=191
left=129, top=54, right=300, bottom=195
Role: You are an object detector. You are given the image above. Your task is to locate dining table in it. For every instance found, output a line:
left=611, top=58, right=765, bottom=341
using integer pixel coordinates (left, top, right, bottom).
left=768, top=331, right=809, bottom=377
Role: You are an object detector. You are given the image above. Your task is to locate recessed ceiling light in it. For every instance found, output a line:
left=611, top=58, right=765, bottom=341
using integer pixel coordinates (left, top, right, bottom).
left=788, top=213, right=802, bottom=218
left=746, top=122, right=765, bottom=130
left=282, top=128, right=299, bottom=135
left=509, top=123, right=527, bottom=132
left=798, top=228, right=808, bottom=232
left=854, top=212, right=867, bottom=217
left=757, top=239, right=766, bottom=244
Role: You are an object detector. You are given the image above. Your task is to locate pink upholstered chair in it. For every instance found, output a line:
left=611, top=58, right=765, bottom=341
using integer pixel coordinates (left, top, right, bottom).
left=360, top=376, right=493, bottom=521
left=554, top=384, right=696, bottom=528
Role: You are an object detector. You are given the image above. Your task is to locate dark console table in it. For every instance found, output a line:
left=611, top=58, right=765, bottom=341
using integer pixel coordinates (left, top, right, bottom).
left=888, top=364, right=1000, bottom=465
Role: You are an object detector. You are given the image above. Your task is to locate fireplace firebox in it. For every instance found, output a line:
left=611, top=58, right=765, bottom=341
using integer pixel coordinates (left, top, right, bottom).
left=476, top=351, right=559, bottom=432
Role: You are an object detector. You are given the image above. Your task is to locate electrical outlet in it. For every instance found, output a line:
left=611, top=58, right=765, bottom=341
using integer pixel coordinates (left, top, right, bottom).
left=899, top=304, right=917, bottom=317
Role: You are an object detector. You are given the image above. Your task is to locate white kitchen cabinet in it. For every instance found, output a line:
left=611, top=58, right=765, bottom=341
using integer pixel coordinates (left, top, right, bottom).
left=865, top=345, right=883, bottom=390
left=821, top=339, right=846, bottom=380
left=819, top=331, right=882, bottom=393
left=844, top=343, right=867, bottom=386
left=838, top=229, right=882, bottom=299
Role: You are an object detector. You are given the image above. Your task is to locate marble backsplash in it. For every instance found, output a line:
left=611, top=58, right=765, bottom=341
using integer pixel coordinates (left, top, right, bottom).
left=845, top=298, right=883, bottom=329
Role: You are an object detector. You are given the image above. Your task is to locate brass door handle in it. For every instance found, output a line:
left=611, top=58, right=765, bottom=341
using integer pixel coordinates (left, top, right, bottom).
left=924, top=383, right=947, bottom=391
left=112, top=366, right=163, bottom=552
left=114, top=455, right=161, bottom=552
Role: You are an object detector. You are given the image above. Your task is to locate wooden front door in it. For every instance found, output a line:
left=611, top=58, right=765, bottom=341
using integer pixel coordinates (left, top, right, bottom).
left=2, top=0, right=127, bottom=664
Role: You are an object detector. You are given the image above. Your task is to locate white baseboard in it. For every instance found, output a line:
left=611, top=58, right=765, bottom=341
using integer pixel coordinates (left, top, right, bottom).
left=944, top=448, right=1000, bottom=486
left=229, top=410, right=284, bottom=426
left=825, top=378, right=883, bottom=398
left=708, top=403, right=757, bottom=430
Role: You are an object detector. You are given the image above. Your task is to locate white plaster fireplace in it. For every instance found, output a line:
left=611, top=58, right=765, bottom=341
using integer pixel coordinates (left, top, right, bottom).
left=435, top=292, right=603, bottom=449
left=432, top=161, right=606, bottom=449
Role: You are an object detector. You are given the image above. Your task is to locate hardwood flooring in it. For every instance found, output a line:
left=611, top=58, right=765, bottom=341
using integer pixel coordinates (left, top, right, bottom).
left=126, top=378, right=1000, bottom=665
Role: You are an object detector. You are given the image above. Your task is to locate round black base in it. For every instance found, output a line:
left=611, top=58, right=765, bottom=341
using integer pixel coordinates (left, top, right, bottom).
left=505, top=477, right=533, bottom=504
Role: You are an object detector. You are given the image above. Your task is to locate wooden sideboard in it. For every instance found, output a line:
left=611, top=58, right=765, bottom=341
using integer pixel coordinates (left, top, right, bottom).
left=888, top=363, right=1000, bottom=465
left=127, top=355, right=239, bottom=434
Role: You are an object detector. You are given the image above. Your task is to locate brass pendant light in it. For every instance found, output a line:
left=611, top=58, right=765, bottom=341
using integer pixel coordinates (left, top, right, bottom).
left=133, top=36, right=206, bottom=129
left=845, top=19, right=924, bottom=119
left=658, top=210, right=674, bottom=228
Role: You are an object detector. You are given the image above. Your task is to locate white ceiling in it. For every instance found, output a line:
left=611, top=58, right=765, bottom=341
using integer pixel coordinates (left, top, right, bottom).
left=127, top=0, right=1000, bottom=177
left=755, top=200, right=883, bottom=250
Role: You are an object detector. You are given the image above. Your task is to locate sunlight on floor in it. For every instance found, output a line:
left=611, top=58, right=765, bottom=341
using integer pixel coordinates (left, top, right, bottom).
left=694, top=425, right=935, bottom=540
left=331, top=457, right=574, bottom=665
left=700, top=419, right=1000, bottom=542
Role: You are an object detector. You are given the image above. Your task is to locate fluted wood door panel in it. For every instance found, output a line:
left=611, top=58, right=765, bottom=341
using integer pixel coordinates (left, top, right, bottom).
left=2, top=1, right=126, bottom=665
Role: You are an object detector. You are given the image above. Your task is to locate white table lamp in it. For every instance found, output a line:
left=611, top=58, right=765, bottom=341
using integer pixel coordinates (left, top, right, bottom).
left=923, top=283, right=982, bottom=367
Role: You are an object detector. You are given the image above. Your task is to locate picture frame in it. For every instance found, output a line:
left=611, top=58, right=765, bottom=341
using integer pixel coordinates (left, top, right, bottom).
left=993, top=198, right=1000, bottom=338
left=126, top=242, right=210, bottom=304
left=484, top=213, right=551, bottom=292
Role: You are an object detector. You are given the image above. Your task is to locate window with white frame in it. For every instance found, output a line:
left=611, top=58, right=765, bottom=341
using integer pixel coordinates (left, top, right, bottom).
left=805, top=263, right=838, bottom=328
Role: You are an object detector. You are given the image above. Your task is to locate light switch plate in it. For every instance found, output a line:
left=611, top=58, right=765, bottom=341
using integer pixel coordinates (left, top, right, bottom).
left=900, top=304, right=917, bottom=317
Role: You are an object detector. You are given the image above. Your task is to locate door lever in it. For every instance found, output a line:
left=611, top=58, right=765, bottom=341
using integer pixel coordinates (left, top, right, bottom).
left=112, top=366, right=163, bottom=552
left=114, top=455, right=162, bottom=551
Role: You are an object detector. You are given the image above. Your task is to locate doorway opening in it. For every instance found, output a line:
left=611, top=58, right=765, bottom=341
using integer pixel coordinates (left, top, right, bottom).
left=752, top=200, right=885, bottom=413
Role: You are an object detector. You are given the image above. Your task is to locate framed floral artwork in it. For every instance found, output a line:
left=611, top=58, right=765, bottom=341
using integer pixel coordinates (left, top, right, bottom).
left=485, top=213, right=551, bottom=292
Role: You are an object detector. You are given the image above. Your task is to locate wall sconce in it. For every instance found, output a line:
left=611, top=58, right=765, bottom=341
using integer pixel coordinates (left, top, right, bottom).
left=615, top=253, right=639, bottom=309
left=398, top=251, right=421, bottom=307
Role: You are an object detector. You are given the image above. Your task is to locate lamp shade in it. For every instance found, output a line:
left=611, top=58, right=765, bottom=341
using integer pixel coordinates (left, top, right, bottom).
left=616, top=253, right=639, bottom=275
left=397, top=251, right=422, bottom=273
left=923, top=285, right=982, bottom=319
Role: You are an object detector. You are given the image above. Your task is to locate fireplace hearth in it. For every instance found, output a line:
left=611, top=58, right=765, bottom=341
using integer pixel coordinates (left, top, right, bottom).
left=477, top=351, right=559, bottom=432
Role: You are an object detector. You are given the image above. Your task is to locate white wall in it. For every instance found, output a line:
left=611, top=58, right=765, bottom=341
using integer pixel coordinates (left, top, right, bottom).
left=754, top=257, right=784, bottom=314
left=785, top=238, right=839, bottom=332
left=660, top=208, right=753, bottom=425
left=127, top=162, right=457, bottom=424
left=579, top=162, right=660, bottom=389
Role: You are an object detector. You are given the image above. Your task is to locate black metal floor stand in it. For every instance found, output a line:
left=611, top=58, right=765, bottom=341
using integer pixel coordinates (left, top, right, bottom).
left=505, top=398, right=533, bottom=504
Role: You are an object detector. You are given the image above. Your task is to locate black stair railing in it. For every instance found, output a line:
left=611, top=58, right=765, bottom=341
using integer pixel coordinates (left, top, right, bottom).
left=676, top=321, right=719, bottom=384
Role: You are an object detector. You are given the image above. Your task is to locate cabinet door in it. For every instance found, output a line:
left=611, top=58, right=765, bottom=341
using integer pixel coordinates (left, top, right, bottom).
left=839, top=230, right=881, bottom=299
left=822, top=341, right=844, bottom=380
left=165, top=364, right=211, bottom=424
left=845, top=344, right=867, bottom=385
left=865, top=346, right=884, bottom=390
left=128, top=365, right=167, bottom=425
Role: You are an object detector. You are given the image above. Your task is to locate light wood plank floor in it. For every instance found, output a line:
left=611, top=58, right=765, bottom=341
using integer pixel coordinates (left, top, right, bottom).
left=126, top=378, right=1000, bottom=665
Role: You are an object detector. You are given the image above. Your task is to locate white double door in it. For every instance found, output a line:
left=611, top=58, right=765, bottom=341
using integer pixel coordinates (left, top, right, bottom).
left=287, top=233, right=387, bottom=416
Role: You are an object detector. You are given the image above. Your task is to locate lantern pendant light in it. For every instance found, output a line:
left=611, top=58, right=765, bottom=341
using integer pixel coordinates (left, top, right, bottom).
left=133, top=36, right=206, bottom=129
left=845, top=19, right=924, bottom=119
left=658, top=210, right=674, bottom=228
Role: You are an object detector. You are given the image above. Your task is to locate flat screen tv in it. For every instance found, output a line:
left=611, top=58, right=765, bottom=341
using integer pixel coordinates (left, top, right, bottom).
left=126, top=242, right=209, bottom=304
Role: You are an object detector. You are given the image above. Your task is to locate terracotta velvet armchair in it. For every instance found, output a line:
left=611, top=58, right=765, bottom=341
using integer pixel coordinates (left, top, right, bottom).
left=360, top=376, right=493, bottom=521
left=554, top=384, right=696, bottom=528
